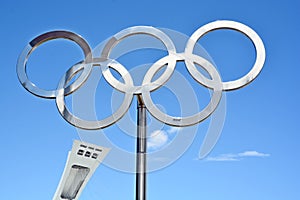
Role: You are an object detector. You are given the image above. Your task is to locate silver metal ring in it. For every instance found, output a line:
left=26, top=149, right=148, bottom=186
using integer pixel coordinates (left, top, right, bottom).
left=185, top=20, right=266, bottom=91
left=55, top=59, right=134, bottom=130
left=142, top=54, right=223, bottom=127
left=100, top=26, right=177, bottom=94
left=16, top=31, right=93, bottom=98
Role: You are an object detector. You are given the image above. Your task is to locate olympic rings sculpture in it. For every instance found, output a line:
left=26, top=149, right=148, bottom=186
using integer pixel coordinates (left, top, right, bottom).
left=17, top=20, right=266, bottom=129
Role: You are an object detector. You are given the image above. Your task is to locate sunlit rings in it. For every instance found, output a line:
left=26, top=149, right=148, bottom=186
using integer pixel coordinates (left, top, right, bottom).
left=100, top=26, right=177, bottom=94
left=16, top=31, right=93, bottom=98
left=56, top=59, right=134, bottom=130
left=142, top=54, right=222, bottom=127
left=185, top=20, right=266, bottom=91
left=17, top=20, right=266, bottom=129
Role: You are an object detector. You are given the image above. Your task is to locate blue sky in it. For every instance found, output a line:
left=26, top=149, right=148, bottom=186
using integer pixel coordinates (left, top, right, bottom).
left=1, top=0, right=300, bottom=199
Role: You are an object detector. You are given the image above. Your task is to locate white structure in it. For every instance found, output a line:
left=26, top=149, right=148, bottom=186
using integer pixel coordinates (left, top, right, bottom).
left=53, top=140, right=110, bottom=200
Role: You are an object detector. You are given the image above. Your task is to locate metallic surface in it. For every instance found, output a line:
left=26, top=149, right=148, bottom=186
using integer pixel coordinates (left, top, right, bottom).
left=55, top=59, right=134, bottom=129
left=17, top=21, right=266, bottom=128
left=142, top=53, right=222, bottom=127
left=185, top=20, right=266, bottom=91
left=17, top=31, right=93, bottom=98
left=100, top=26, right=177, bottom=94
left=136, top=96, right=147, bottom=200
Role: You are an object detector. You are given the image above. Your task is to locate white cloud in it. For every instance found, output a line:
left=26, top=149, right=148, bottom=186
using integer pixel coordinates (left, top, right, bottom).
left=205, top=154, right=239, bottom=161
left=204, top=150, right=270, bottom=162
left=147, top=130, right=168, bottom=149
left=147, top=127, right=180, bottom=150
left=238, top=151, right=270, bottom=157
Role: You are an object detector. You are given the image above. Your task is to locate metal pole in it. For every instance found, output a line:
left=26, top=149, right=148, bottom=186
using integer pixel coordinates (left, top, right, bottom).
left=136, top=95, right=147, bottom=200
